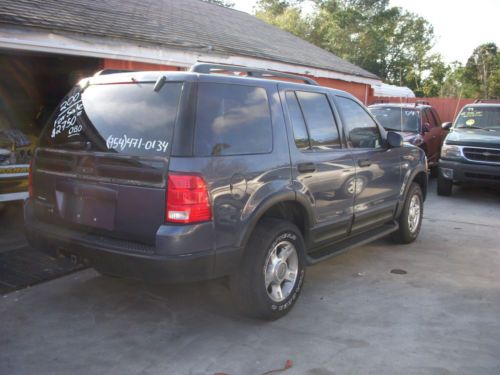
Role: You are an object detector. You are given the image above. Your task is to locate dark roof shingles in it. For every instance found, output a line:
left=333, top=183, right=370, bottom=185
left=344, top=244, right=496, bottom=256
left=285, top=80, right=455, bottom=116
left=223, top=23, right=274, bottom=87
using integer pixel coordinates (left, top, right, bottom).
left=0, top=0, right=378, bottom=79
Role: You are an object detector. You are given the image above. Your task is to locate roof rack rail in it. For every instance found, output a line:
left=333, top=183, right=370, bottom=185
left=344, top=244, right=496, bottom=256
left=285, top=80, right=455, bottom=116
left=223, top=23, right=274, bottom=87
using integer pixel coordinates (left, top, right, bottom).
left=415, top=100, right=430, bottom=106
left=474, top=99, right=500, bottom=103
left=94, top=69, right=136, bottom=76
left=190, top=63, right=318, bottom=85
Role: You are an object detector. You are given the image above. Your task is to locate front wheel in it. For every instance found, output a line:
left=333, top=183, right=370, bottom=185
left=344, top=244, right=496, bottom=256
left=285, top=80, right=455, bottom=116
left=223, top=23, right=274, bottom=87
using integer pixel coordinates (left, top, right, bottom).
left=230, top=219, right=306, bottom=320
left=392, top=183, right=424, bottom=244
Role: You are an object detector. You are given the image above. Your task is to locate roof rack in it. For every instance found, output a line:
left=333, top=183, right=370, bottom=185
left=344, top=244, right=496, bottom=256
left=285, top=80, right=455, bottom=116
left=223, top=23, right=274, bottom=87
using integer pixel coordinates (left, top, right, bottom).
left=414, top=100, right=430, bottom=106
left=190, top=63, right=318, bottom=85
left=474, top=99, right=500, bottom=103
left=94, top=69, right=136, bottom=76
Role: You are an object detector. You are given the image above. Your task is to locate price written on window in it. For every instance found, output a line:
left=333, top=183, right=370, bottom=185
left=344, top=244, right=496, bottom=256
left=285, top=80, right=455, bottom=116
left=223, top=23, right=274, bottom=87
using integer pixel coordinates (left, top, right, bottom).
left=51, top=93, right=84, bottom=138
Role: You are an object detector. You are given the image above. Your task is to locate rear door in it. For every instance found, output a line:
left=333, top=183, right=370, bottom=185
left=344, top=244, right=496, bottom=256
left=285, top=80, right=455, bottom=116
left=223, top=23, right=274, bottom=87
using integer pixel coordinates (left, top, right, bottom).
left=33, top=80, right=183, bottom=245
left=280, top=86, right=355, bottom=247
left=333, top=95, right=401, bottom=234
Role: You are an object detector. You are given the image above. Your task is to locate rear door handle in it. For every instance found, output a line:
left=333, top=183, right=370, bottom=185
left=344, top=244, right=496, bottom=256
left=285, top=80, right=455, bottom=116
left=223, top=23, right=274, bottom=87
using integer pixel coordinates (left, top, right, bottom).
left=297, top=162, right=316, bottom=174
left=358, top=159, right=372, bottom=168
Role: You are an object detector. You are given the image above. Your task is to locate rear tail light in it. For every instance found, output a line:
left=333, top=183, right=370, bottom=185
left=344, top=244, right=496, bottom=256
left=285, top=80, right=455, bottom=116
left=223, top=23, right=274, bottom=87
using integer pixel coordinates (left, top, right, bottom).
left=166, top=173, right=212, bottom=224
left=28, top=160, right=33, bottom=198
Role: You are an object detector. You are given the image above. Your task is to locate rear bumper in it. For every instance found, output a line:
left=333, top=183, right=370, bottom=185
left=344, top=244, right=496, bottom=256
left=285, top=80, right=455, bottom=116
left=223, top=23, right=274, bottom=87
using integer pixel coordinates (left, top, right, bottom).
left=439, top=159, right=500, bottom=185
left=24, top=199, right=219, bottom=283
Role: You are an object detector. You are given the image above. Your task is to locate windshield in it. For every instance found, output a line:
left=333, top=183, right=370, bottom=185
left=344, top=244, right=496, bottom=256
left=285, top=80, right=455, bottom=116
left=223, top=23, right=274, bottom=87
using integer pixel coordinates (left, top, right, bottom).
left=455, top=106, right=500, bottom=129
left=370, top=107, right=420, bottom=132
left=40, top=82, right=183, bottom=156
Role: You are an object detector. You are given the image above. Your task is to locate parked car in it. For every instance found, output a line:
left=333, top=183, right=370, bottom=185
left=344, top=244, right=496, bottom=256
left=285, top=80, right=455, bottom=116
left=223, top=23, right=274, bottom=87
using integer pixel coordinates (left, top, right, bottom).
left=0, top=128, right=36, bottom=212
left=369, top=102, right=447, bottom=172
left=25, top=64, right=428, bottom=320
left=437, top=102, right=500, bottom=196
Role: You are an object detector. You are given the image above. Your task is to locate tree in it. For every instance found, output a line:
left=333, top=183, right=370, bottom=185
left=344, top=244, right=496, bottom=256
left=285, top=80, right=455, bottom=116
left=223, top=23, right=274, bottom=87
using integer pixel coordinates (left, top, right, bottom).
left=202, top=0, right=235, bottom=8
left=255, top=0, right=311, bottom=39
left=440, top=44, right=500, bottom=99
left=255, top=2, right=500, bottom=98
left=464, top=43, right=499, bottom=99
left=255, top=0, right=438, bottom=94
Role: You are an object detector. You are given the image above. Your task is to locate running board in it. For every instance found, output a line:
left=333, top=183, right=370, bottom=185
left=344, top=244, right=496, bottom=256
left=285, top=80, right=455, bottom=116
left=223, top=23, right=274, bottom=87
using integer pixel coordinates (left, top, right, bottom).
left=306, top=222, right=399, bottom=265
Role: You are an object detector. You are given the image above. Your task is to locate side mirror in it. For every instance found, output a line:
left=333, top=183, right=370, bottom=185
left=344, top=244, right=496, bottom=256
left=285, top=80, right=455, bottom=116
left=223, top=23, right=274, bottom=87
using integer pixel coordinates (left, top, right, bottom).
left=442, top=122, right=452, bottom=130
left=386, top=131, right=403, bottom=148
left=422, top=123, right=430, bottom=133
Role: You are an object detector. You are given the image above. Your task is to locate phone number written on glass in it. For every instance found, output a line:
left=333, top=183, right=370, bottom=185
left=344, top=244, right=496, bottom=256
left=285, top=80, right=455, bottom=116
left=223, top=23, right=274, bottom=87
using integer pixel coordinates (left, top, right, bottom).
left=106, top=135, right=169, bottom=153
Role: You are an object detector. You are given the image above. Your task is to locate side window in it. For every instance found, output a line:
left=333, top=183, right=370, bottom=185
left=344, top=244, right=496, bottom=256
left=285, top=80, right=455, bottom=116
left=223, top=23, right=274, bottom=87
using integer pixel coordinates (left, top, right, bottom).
left=295, top=91, right=341, bottom=150
left=424, top=109, right=437, bottom=128
left=285, top=91, right=310, bottom=150
left=430, top=108, right=441, bottom=126
left=335, top=96, right=382, bottom=149
left=194, top=83, right=272, bottom=156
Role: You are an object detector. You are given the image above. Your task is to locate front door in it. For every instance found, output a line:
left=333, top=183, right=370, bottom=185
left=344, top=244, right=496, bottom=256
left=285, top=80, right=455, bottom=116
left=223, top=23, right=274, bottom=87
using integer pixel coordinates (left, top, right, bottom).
left=333, top=95, right=402, bottom=234
left=422, top=108, right=440, bottom=164
left=280, top=86, right=355, bottom=248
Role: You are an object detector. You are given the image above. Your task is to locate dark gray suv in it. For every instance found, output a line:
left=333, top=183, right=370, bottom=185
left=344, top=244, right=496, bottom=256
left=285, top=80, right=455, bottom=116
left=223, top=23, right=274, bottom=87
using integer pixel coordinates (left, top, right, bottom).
left=25, top=64, right=428, bottom=319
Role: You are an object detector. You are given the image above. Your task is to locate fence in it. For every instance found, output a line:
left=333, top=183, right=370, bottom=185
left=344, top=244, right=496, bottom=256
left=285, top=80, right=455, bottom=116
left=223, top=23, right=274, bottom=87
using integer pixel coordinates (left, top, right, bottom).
left=368, top=97, right=479, bottom=123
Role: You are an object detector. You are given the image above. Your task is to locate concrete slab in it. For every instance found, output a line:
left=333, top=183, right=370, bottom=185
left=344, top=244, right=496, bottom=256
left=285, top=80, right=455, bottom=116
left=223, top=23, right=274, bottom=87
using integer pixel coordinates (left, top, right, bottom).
left=1, top=180, right=499, bottom=375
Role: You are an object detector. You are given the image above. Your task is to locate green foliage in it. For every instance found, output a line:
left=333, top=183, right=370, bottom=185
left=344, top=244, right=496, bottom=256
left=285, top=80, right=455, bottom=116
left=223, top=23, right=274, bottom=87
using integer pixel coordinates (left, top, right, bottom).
left=256, top=0, right=439, bottom=94
left=202, top=0, right=235, bottom=8
left=464, top=43, right=499, bottom=99
left=441, top=44, right=500, bottom=99
left=254, top=1, right=500, bottom=98
left=255, top=1, right=311, bottom=38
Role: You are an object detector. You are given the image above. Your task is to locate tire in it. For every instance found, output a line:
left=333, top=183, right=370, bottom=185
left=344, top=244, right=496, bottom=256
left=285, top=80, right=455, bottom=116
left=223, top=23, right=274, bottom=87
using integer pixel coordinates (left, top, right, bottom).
left=230, top=218, right=306, bottom=320
left=437, top=173, right=453, bottom=196
left=392, top=182, right=424, bottom=244
left=429, top=165, right=438, bottom=178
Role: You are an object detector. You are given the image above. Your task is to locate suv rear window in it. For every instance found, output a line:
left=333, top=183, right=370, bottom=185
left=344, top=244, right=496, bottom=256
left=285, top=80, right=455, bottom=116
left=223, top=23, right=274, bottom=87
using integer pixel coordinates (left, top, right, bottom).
left=40, top=82, right=183, bottom=157
left=194, top=83, right=272, bottom=156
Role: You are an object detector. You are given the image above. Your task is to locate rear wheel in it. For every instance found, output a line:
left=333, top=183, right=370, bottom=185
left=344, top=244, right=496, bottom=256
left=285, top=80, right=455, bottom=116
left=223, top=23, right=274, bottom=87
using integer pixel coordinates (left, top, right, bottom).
left=437, top=173, right=453, bottom=196
left=392, top=183, right=423, bottom=244
left=230, top=218, right=306, bottom=320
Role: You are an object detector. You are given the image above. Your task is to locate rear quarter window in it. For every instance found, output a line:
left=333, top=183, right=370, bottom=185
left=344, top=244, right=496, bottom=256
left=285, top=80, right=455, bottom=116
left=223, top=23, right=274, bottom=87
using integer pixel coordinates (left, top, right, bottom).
left=194, top=83, right=273, bottom=156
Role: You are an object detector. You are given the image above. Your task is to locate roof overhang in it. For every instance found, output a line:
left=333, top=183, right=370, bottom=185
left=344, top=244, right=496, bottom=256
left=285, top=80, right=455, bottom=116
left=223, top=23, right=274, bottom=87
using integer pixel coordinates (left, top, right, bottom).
left=0, top=26, right=381, bottom=86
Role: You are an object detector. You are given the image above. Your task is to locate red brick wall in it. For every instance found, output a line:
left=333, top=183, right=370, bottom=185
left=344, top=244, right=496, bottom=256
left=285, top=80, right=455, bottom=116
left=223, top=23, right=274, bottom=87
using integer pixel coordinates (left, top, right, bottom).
left=102, top=59, right=182, bottom=71
left=314, top=77, right=371, bottom=104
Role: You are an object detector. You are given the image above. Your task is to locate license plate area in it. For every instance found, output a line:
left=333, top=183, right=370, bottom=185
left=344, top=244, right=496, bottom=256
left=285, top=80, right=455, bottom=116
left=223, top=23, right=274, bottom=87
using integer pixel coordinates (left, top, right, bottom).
left=56, top=182, right=116, bottom=231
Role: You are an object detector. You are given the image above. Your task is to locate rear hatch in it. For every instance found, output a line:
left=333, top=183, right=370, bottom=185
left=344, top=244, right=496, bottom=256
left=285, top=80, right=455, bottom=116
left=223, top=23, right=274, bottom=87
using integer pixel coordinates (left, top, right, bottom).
left=32, top=77, right=183, bottom=246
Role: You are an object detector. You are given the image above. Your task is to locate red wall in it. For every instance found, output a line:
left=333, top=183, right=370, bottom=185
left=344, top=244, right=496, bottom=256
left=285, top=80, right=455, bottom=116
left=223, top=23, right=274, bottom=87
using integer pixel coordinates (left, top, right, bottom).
left=314, top=77, right=370, bottom=104
left=102, top=59, right=182, bottom=71
left=101, top=58, right=372, bottom=103
left=368, top=97, right=479, bottom=123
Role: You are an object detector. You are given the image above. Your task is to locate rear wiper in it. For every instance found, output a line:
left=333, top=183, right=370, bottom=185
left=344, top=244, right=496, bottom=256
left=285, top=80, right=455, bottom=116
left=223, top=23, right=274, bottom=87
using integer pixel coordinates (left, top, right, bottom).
left=153, top=76, right=167, bottom=92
